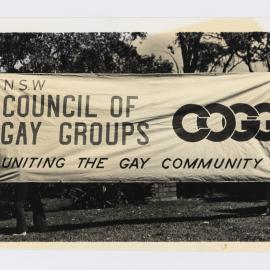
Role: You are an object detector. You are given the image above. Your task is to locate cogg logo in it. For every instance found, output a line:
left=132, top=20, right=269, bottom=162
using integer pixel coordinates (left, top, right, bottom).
left=172, top=103, right=270, bottom=142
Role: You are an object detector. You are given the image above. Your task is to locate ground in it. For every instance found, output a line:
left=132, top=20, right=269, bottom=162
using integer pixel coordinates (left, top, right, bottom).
left=0, top=197, right=270, bottom=241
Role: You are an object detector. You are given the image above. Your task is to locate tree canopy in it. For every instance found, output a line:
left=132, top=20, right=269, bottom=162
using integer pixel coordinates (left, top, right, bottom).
left=1, top=32, right=269, bottom=74
left=0, top=32, right=173, bottom=73
left=175, top=32, right=270, bottom=73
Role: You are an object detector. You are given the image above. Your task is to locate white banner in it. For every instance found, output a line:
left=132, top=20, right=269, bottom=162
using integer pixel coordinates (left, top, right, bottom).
left=1, top=73, right=270, bottom=182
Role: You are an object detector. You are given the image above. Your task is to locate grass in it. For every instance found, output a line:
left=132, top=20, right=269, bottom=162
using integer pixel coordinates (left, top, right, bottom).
left=0, top=197, right=269, bottom=241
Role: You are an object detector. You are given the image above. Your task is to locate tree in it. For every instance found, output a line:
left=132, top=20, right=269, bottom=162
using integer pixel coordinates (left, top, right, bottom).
left=175, top=32, right=268, bottom=73
left=176, top=32, right=204, bottom=73
left=0, top=33, right=172, bottom=73
left=162, top=44, right=181, bottom=73
left=175, top=32, right=225, bottom=73
left=220, top=32, right=265, bottom=72
left=255, top=33, right=270, bottom=71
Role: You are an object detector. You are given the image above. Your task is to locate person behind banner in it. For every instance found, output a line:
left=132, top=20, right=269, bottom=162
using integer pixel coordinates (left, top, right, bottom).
left=261, top=183, right=270, bottom=216
left=13, top=183, right=48, bottom=236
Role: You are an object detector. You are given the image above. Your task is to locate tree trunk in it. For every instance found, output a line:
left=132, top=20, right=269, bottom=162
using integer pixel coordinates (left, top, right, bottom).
left=222, top=53, right=234, bottom=73
left=266, top=58, right=270, bottom=71
left=245, top=60, right=254, bottom=72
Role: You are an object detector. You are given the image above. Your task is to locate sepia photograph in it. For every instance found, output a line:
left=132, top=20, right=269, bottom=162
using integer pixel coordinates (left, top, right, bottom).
left=1, top=27, right=270, bottom=243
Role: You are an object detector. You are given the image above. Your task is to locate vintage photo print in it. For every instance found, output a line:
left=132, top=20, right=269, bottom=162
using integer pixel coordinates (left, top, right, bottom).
left=0, top=18, right=270, bottom=248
